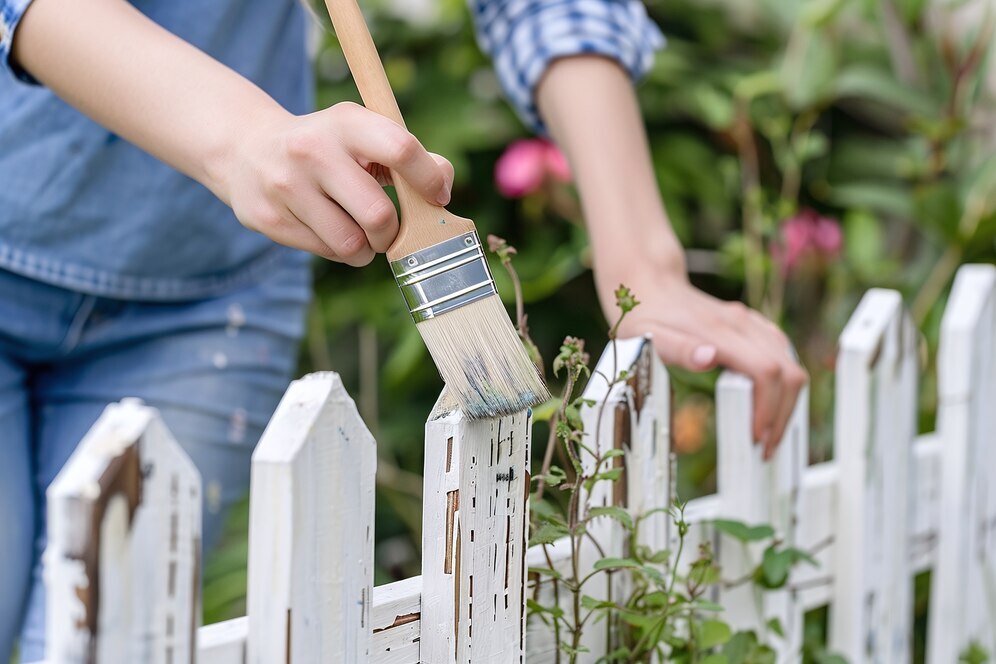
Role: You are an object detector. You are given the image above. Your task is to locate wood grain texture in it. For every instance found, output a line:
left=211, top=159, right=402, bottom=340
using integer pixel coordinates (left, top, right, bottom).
left=43, top=273, right=996, bottom=663
left=322, top=0, right=476, bottom=259
left=246, top=373, right=376, bottom=664
left=928, top=264, right=996, bottom=663
left=830, top=289, right=918, bottom=662
left=716, top=371, right=808, bottom=659
left=46, top=399, right=201, bottom=664
left=421, top=392, right=531, bottom=663
left=371, top=577, right=422, bottom=664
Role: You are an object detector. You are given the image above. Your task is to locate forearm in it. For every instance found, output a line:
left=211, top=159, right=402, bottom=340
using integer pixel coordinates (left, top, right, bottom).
left=535, top=56, right=686, bottom=280
left=11, top=0, right=286, bottom=204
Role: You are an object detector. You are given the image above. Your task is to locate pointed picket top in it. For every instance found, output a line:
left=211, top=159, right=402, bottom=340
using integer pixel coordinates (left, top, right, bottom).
left=831, top=288, right=918, bottom=662
left=928, top=264, right=996, bottom=663
left=46, top=399, right=201, bottom=664
left=246, top=372, right=376, bottom=664
left=421, top=389, right=531, bottom=664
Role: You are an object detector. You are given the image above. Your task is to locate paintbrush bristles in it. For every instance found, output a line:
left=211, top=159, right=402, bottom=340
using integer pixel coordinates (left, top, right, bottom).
left=417, top=295, right=550, bottom=419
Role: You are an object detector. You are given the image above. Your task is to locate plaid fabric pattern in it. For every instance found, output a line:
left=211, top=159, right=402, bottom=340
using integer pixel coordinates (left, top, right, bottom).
left=469, top=0, right=665, bottom=132
left=0, top=0, right=33, bottom=82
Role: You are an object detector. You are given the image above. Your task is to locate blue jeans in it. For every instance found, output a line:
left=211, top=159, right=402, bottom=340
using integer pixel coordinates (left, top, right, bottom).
left=0, top=262, right=311, bottom=662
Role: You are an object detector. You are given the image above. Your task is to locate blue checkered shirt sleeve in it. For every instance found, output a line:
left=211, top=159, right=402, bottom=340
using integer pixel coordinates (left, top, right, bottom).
left=1, top=0, right=37, bottom=83
left=469, top=0, right=665, bottom=133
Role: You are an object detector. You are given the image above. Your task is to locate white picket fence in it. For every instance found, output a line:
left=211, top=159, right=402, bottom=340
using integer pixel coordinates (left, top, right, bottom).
left=38, top=263, right=995, bottom=664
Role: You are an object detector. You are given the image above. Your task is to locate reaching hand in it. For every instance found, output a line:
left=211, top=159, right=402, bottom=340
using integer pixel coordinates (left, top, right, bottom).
left=224, top=102, right=454, bottom=266
left=598, top=267, right=807, bottom=460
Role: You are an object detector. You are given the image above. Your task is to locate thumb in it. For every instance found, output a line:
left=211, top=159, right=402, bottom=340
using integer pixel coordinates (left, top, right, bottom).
left=429, top=152, right=454, bottom=205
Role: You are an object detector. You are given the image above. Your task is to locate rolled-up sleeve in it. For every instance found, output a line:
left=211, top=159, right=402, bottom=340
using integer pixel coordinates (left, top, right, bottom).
left=469, top=0, right=665, bottom=133
left=1, top=0, right=38, bottom=83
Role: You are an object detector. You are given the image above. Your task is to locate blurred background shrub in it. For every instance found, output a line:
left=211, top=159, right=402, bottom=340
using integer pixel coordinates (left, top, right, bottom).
left=204, top=0, right=996, bottom=658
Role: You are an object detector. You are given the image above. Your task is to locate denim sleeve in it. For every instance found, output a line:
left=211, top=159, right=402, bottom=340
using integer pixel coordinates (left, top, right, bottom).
left=1, top=0, right=39, bottom=84
left=469, top=0, right=665, bottom=133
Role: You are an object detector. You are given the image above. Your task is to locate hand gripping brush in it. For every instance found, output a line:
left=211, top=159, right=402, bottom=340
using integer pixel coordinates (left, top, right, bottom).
left=323, top=0, right=550, bottom=418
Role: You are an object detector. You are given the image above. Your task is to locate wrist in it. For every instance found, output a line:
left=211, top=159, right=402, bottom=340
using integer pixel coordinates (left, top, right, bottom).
left=592, top=237, right=688, bottom=311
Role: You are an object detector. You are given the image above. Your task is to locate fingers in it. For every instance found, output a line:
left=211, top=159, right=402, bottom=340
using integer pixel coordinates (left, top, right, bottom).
left=234, top=102, right=457, bottom=264
left=639, top=324, right=719, bottom=372
left=429, top=153, right=455, bottom=203
left=317, top=163, right=399, bottom=253
left=709, top=306, right=806, bottom=457
left=634, top=300, right=806, bottom=461
left=334, top=104, right=451, bottom=205
left=283, top=190, right=375, bottom=267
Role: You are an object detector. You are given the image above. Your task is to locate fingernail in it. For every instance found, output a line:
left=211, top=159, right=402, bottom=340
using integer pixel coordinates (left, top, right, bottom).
left=436, top=185, right=451, bottom=206
left=691, top=345, right=717, bottom=367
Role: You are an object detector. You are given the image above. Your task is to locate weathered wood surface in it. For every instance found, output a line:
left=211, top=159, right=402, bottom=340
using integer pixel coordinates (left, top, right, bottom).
left=928, top=264, right=996, bottom=662
left=188, top=577, right=424, bottom=664
left=246, top=373, right=376, bottom=664
left=421, top=391, right=531, bottom=663
left=521, top=277, right=978, bottom=664
left=830, top=289, right=918, bottom=662
left=46, top=399, right=201, bottom=664
left=42, top=264, right=996, bottom=664
left=716, top=371, right=808, bottom=658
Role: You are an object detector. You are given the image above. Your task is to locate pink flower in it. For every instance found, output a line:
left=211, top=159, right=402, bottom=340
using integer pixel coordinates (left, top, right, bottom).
left=812, top=215, right=842, bottom=255
left=775, top=209, right=842, bottom=273
left=494, top=139, right=572, bottom=198
left=544, top=143, right=572, bottom=183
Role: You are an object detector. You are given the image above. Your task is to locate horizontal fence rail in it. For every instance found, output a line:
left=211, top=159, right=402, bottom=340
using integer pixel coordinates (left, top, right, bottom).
left=37, top=263, right=996, bottom=664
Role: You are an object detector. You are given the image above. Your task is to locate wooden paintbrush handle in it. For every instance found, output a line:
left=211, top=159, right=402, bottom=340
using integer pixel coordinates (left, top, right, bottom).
left=323, top=0, right=474, bottom=259
left=323, top=0, right=406, bottom=128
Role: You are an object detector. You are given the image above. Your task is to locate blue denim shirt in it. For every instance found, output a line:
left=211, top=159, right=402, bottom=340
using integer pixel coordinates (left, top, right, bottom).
left=0, top=0, right=661, bottom=301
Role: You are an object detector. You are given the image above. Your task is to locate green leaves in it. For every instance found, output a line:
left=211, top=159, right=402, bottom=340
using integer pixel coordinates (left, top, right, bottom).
left=588, top=506, right=634, bottom=530
left=712, top=519, right=776, bottom=542
left=529, top=522, right=569, bottom=546
left=593, top=557, right=642, bottom=572
left=758, top=546, right=817, bottom=589
left=700, top=619, right=733, bottom=649
left=613, top=284, right=640, bottom=314
left=958, top=640, right=991, bottom=664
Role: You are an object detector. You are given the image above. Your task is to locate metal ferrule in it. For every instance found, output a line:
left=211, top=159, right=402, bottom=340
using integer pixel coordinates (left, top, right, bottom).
left=390, top=231, right=497, bottom=322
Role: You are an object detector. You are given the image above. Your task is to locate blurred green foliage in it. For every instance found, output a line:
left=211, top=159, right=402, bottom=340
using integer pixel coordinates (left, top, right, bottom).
left=204, top=1, right=996, bottom=657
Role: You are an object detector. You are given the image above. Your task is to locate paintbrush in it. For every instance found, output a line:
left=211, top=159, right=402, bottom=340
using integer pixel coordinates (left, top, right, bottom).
left=323, top=0, right=550, bottom=418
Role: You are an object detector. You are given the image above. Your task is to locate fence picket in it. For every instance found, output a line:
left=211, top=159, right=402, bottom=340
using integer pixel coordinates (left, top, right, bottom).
left=46, top=399, right=201, bottom=664
left=246, top=373, right=376, bottom=663
left=370, top=577, right=422, bottom=664
left=715, top=372, right=808, bottom=659
left=830, top=289, right=919, bottom=662
left=420, top=393, right=531, bottom=663
left=928, top=264, right=996, bottom=663
left=38, top=269, right=996, bottom=664
left=198, top=617, right=246, bottom=664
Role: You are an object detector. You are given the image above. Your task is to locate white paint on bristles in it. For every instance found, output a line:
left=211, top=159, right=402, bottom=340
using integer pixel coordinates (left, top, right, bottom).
left=38, top=264, right=996, bottom=663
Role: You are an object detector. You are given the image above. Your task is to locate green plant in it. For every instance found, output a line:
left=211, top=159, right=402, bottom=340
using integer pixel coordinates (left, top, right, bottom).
left=492, top=240, right=830, bottom=663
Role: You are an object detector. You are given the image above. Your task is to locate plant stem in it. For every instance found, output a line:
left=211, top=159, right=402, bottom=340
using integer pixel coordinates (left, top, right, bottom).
left=911, top=243, right=962, bottom=326
left=732, top=103, right=767, bottom=309
left=535, top=411, right=561, bottom=501
left=542, top=543, right=564, bottom=664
